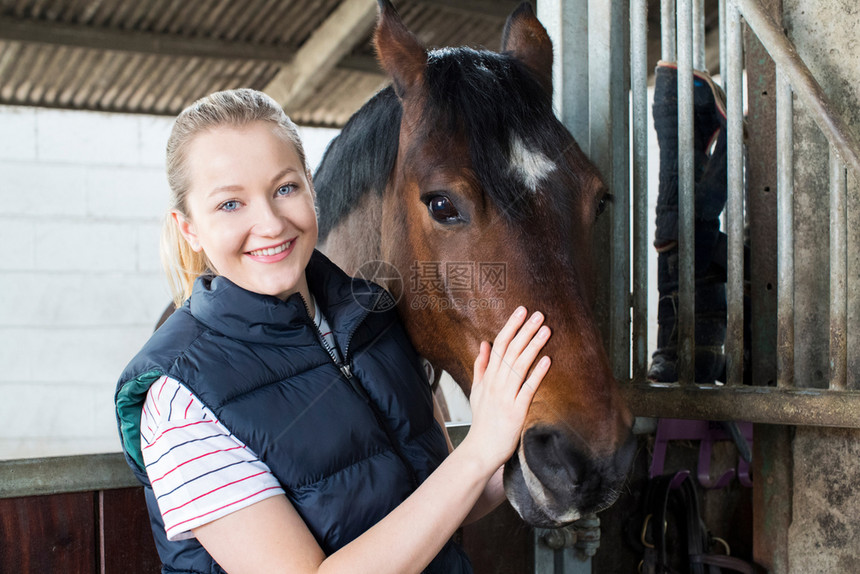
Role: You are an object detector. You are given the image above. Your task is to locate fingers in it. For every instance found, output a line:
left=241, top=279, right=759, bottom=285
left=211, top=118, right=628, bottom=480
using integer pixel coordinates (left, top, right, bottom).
left=510, top=324, right=551, bottom=385
left=484, top=307, right=552, bottom=392
left=466, top=308, right=552, bottom=469
left=505, top=312, right=547, bottom=364
left=486, top=306, right=528, bottom=375
left=518, top=356, right=550, bottom=406
left=472, top=341, right=490, bottom=387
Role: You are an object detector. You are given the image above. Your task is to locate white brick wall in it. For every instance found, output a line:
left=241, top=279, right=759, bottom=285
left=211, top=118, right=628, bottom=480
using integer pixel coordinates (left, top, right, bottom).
left=0, top=105, right=174, bottom=459
left=0, top=105, right=338, bottom=460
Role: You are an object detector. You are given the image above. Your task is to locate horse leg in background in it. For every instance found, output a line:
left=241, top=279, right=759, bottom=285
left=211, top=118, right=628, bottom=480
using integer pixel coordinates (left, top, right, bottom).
left=649, top=62, right=729, bottom=384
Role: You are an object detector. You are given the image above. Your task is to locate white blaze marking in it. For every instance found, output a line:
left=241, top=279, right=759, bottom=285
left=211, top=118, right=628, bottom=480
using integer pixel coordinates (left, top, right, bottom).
left=509, top=135, right=556, bottom=193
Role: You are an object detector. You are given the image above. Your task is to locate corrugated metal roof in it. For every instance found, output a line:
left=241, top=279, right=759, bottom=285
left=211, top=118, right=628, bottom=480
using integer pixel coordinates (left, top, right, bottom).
left=0, top=0, right=518, bottom=127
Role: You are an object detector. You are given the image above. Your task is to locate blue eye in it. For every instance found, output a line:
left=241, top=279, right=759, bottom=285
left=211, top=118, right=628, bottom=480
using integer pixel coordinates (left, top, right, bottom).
left=219, top=200, right=240, bottom=212
left=277, top=184, right=296, bottom=196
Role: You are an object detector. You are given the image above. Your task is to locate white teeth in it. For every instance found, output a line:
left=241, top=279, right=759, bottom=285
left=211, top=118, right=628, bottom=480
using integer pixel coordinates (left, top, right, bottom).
left=250, top=241, right=290, bottom=257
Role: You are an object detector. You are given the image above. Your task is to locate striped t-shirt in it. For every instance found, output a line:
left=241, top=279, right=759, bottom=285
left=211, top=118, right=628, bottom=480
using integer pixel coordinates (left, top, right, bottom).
left=140, top=297, right=339, bottom=541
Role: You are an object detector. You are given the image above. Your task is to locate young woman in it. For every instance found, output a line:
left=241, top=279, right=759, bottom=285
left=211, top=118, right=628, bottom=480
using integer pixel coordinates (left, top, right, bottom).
left=115, top=88, right=552, bottom=574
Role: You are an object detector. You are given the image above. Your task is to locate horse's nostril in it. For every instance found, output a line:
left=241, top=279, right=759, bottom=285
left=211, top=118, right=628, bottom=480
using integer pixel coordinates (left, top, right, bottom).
left=523, top=427, right=585, bottom=485
left=533, top=430, right=553, bottom=448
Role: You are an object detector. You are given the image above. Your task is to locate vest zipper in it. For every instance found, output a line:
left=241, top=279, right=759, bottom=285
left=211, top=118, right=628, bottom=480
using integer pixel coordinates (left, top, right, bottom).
left=300, top=293, right=419, bottom=489
left=301, top=295, right=356, bottom=384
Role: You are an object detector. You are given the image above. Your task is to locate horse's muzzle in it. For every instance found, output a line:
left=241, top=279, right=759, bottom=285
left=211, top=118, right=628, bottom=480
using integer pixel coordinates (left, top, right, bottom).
left=502, top=425, right=636, bottom=528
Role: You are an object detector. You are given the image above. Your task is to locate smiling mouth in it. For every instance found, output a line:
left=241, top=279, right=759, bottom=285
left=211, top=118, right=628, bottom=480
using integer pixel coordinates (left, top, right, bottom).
left=247, top=240, right=291, bottom=257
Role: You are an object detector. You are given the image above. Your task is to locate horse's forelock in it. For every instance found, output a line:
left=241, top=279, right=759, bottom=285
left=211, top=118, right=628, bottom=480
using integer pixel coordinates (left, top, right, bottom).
left=316, top=46, right=593, bottom=241
left=423, top=47, right=580, bottom=220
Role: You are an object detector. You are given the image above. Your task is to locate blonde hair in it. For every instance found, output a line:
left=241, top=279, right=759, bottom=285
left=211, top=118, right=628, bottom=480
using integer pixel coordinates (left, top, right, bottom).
left=161, top=88, right=308, bottom=307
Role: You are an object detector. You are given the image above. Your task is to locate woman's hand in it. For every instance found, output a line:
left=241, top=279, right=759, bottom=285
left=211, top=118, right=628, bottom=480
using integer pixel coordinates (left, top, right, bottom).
left=464, top=306, right=551, bottom=471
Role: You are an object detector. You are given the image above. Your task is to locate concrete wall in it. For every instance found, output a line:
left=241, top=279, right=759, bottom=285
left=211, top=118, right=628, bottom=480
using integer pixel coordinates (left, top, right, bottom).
left=0, top=105, right=337, bottom=460
left=781, top=1, right=860, bottom=571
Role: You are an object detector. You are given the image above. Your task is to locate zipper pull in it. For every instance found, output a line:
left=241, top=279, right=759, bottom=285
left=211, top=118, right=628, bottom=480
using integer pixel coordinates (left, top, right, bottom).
left=343, top=363, right=371, bottom=403
left=339, top=363, right=353, bottom=380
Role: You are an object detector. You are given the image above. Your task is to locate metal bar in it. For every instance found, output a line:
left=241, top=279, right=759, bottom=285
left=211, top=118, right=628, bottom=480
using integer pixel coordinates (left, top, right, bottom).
left=661, top=0, right=676, bottom=62
left=446, top=422, right=469, bottom=447
left=533, top=534, right=556, bottom=574
left=609, top=0, right=630, bottom=381
left=737, top=0, right=860, bottom=177
left=693, top=0, right=706, bottom=70
left=537, top=0, right=590, bottom=152
left=776, top=69, right=795, bottom=389
left=563, top=547, right=592, bottom=574
left=829, top=147, right=848, bottom=391
left=534, top=528, right=593, bottom=574
left=725, top=0, right=745, bottom=386
left=0, top=453, right=139, bottom=499
left=719, top=0, right=727, bottom=76
left=631, top=0, right=649, bottom=381
left=677, top=0, right=696, bottom=384
left=622, top=384, right=860, bottom=428
left=586, top=0, right=626, bottom=378
left=719, top=0, right=728, bottom=234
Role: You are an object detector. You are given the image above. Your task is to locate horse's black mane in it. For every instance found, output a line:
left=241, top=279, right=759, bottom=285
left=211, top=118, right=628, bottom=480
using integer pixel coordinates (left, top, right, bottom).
left=314, top=87, right=401, bottom=240
left=314, top=45, right=576, bottom=240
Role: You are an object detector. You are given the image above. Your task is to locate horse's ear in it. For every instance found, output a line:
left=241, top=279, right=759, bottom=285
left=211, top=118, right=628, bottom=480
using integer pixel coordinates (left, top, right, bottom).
left=501, top=2, right=553, bottom=95
left=374, top=0, right=427, bottom=100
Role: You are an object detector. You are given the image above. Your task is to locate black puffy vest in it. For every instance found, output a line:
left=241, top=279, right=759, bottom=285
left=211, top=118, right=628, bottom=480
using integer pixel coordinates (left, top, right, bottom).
left=115, top=250, right=471, bottom=573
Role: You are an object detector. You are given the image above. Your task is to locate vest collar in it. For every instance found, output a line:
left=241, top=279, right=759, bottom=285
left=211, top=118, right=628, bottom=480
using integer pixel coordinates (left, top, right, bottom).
left=187, top=249, right=394, bottom=347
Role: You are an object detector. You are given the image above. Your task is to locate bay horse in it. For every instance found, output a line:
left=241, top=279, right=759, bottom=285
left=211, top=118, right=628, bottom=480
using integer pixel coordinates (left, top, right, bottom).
left=315, top=0, right=635, bottom=527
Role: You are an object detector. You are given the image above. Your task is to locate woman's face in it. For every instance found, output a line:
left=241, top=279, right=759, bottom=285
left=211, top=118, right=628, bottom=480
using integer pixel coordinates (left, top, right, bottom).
left=175, top=121, right=318, bottom=302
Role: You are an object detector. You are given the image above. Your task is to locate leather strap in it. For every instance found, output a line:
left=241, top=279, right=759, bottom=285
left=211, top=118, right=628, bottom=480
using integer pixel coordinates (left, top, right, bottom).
left=641, top=473, right=758, bottom=574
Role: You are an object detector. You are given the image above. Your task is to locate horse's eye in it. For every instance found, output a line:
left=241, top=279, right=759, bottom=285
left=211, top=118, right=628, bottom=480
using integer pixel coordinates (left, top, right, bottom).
left=595, top=193, right=613, bottom=219
left=427, top=195, right=461, bottom=223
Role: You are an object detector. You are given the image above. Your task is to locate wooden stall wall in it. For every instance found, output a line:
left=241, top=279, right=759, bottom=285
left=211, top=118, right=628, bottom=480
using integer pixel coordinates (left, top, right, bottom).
left=0, top=487, right=159, bottom=573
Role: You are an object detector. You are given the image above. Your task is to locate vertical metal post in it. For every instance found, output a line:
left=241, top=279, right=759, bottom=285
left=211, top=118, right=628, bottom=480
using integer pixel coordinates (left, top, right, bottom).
left=693, top=0, right=706, bottom=70
left=719, top=0, right=727, bottom=75
left=776, top=69, right=794, bottom=389
left=661, top=0, right=677, bottom=62
left=829, top=148, right=847, bottom=391
left=718, top=0, right=728, bottom=232
left=588, top=0, right=630, bottom=382
left=537, top=0, right=590, bottom=153
left=535, top=5, right=602, bottom=571
left=533, top=532, right=556, bottom=574
left=725, top=0, right=745, bottom=386
left=533, top=531, right=593, bottom=574
left=677, top=0, right=696, bottom=384
left=610, top=0, right=631, bottom=382
left=631, top=0, right=649, bottom=381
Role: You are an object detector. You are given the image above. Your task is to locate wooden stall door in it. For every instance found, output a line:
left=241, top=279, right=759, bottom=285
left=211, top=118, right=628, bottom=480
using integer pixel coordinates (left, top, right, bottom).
left=0, top=487, right=160, bottom=574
